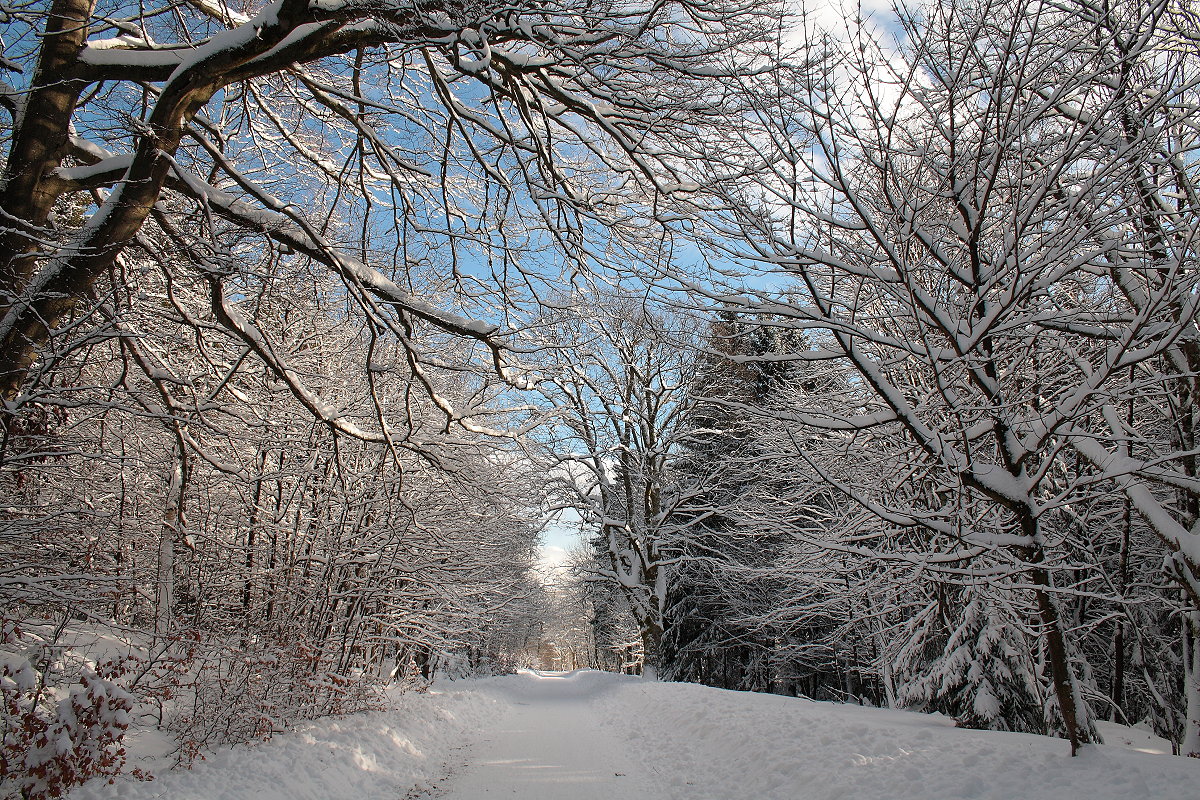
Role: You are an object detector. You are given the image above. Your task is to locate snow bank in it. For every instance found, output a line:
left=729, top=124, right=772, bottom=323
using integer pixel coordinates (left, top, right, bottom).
left=596, top=680, right=1200, bottom=800
left=68, top=682, right=503, bottom=800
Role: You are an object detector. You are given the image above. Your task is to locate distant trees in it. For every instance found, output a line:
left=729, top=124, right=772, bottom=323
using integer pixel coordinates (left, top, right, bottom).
left=535, top=296, right=696, bottom=677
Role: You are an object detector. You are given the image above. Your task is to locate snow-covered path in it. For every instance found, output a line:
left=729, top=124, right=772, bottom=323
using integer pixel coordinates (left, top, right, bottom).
left=429, top=670, right=659, bottom=799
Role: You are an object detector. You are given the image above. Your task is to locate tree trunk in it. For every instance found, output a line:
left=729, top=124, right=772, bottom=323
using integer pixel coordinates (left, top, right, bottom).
left=641, top=622, right=663, bottom=680
left=155, top=450, right=186, bottom=638
left=1032, top=585, right=1087, bottom=754
left=1183, top=610, right=1200, bottom=758
left=0, top=0, right=93, bottom=305
left=1018, top=516, right=1094, bottom=755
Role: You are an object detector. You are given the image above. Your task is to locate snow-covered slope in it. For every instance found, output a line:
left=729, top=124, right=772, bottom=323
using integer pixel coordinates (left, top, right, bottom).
left=69, top=670, right=1199, bottom=800
left=68, top=683, right=504, bottom=800
left=597, top=679, right=1197, bottom=800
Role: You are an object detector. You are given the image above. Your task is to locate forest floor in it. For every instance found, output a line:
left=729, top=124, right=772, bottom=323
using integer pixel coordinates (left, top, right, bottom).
left=70, top=669, right=1200, bottom=800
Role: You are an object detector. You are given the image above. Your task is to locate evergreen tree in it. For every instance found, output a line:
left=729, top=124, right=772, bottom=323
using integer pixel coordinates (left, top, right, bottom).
left=896, top=590, right=1043, bottom=733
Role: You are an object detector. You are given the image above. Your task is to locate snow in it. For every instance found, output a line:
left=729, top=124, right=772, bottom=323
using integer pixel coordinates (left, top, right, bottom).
left=53, top=155, right=136, bottom=185
left=68, top=685, right=504, bottom=800
left=187, top=0, right=251, bottom=25
left=596, top=680, right=1200, bottom=800
left=67, top=671, right=1200, bottom=800
left=1094, top=721, right=1174, bottom=756
left=431, top=671, right=656, bottom=799
left=77, top=46, right=188, bottom=70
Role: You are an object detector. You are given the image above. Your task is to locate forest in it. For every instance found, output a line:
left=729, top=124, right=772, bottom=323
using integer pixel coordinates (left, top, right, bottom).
left=1, top=0, right=1198, bottom=794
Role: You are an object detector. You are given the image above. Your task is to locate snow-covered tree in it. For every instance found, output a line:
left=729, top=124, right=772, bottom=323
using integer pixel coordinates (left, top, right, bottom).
left=663, top=312, right=818, bottom=692
left=0, top=0, right=774, bottom=420
left=0, top=236, right=545, bottom=776
left=1, top=0, right=779, bottom=778
left=535, top=295, right=697, bottom=677
left=676, top=0, right=1200, bottom=754
left=896, top=589, right=1043, bottom=733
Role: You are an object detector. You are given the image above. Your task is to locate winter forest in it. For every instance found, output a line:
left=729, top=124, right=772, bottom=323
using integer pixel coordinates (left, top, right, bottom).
left=2, top=0, right=1200, bottom=795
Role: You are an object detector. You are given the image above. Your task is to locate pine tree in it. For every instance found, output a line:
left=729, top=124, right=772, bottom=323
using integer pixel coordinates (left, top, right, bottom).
left=897, top=591, right=1044, bottom=733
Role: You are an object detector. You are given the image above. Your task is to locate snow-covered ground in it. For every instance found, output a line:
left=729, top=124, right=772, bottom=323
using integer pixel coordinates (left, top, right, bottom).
left=68, top=684, right=504, bottom=800
left=71, top=670, right=1200, bottom=800
left=430, top=670, right=657, bottom=799
left=595, top=680, right=1196, bottom=800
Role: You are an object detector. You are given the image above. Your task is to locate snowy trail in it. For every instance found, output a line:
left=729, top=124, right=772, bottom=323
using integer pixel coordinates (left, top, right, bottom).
left=429, top=670, right=661, bottom=799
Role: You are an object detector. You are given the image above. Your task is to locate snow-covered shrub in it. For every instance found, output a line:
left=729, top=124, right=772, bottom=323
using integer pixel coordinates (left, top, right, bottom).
left=896, top=595, right=1044, bottom=733
left=167, top=636, right=384, bottom=765
left=1, top=622, right=135, bottom=799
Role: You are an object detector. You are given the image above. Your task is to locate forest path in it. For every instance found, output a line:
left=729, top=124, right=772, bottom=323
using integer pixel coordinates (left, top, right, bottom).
left=426, top=670, right=664, bottom=799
